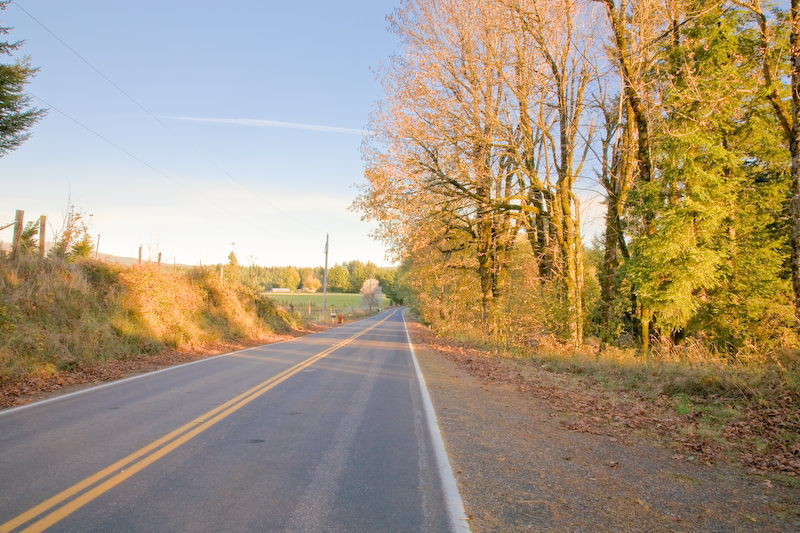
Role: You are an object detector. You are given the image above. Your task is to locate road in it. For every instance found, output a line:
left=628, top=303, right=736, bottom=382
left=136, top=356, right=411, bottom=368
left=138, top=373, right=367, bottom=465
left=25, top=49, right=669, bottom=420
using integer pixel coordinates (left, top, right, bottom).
left=0, top=310, right=468, bottom=532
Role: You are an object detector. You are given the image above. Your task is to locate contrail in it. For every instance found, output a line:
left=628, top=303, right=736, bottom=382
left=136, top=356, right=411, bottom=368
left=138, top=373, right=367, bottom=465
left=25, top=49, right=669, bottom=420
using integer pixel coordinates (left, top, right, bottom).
left=162, top=116, right=372, bottom=135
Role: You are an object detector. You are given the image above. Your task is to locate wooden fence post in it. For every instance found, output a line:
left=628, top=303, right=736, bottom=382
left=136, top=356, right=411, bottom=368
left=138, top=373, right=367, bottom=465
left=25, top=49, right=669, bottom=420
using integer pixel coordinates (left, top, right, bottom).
left=138, top=246, right=142, bottom=265
left=11, top=210, right=24, bottom=259
left=38, top=215, right=46, bottom=258
left=157, top=252, right=162, bottom=268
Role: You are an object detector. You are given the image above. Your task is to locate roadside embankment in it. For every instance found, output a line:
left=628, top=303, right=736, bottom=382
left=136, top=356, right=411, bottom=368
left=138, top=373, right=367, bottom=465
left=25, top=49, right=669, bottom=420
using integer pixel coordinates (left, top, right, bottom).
left=0, top=254, right=303, bottom=407
left=408, top=318, right=800, bottom=532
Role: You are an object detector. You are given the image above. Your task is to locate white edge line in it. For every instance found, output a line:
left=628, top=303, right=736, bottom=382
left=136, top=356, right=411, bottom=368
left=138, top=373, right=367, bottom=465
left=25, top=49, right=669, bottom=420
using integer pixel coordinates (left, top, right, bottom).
left=0, top=338, right=298, bottom=417
left=402, top=311, right=471, bottom=532
left=0, top=312, right=393, bottom=417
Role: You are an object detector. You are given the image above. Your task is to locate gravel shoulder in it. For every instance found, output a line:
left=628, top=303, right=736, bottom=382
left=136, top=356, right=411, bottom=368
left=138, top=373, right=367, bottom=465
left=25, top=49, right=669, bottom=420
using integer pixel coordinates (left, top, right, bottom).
left=408, top=320, right=800, bottom=532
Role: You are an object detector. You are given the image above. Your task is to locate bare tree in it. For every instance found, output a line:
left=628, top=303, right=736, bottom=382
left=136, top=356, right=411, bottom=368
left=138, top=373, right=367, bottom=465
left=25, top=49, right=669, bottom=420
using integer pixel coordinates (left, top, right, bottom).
left=502, top=0, right=601, bottom=344
left=358, top=0, right=601, bottom=344
left=357, top=0, right=520, bottom=329
left=592, top=0, right=679, bottom=353
left=360, top=278, right=383, bottom=311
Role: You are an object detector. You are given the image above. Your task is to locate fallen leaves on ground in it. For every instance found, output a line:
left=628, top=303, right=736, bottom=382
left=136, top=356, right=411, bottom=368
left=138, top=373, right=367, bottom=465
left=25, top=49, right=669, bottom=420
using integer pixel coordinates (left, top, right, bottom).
left=410, top=322, right=799, bottom=478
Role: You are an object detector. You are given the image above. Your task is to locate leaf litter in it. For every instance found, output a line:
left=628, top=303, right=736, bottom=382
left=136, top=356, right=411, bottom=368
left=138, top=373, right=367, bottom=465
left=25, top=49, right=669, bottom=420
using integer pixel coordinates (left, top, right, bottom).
left=408, top=320, right=800, bottom=531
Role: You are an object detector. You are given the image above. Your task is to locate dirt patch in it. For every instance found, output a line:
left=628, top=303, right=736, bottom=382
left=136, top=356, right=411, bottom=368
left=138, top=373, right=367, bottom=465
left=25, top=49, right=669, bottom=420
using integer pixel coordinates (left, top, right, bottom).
left=0, top=323, right=333, bottom=409
left=409, top=320, right=800, bottom=532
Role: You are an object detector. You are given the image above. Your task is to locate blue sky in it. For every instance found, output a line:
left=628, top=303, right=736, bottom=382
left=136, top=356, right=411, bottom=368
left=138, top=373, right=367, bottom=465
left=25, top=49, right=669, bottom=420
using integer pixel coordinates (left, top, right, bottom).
left=0, top=0, right=400, bottom=267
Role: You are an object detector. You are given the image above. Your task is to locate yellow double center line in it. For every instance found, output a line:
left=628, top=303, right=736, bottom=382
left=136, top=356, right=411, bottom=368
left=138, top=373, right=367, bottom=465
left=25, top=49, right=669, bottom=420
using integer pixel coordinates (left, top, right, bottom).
left=2, top=312, right=394, bottom=533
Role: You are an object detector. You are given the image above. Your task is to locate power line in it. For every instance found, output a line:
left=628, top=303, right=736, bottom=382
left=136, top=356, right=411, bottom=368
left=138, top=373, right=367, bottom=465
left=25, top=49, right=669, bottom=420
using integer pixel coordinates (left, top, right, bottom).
left=12, top=0, right=327, bottom=236
left=28, top=91, right=314, bottom=250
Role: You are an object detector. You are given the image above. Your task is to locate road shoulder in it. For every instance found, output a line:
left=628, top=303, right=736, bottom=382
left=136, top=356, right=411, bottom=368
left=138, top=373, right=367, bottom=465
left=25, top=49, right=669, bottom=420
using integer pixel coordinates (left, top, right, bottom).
left=408, top=319, right=800, bottom=533
left=0, top=323, right=337, bottom=409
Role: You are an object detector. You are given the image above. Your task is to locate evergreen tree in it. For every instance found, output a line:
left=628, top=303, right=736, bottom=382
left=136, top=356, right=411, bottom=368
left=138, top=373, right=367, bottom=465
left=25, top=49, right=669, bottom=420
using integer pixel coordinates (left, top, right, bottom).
left=70, top=231, right=94, bottom=259
left=226, top=252, right=239, bottom=282
left=19, top=219, right=39, bottom=254
left=0, top=1, right=45, bottom=156
left=625, top=3, right=793, bottom=348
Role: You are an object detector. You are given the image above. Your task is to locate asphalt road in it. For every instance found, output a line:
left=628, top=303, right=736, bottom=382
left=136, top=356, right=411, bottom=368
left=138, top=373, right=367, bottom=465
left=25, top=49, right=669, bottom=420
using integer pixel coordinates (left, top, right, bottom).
left=0, top=309, right=467, bottom=532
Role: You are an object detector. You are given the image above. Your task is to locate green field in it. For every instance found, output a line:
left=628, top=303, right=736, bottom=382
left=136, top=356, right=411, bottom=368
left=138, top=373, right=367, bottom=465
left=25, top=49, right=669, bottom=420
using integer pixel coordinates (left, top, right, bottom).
left=264, top=292, right=390, bottom=318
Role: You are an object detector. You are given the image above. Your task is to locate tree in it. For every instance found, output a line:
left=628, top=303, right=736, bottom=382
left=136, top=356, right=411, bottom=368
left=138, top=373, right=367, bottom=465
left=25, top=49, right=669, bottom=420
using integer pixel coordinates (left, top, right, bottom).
left=592, top=0, right=673, bottom=353
left=0, top=1, right=45, bottom=156
left=506, top=0, right=600, bottom=344
left=276, top=266, right=300, bottom=291
left=376, top=269, right=400, bottom=304
left=299, top=267, right=321, bottom=292
left=226, top=251, right=239, bottom=282
left=70, top=230, right=94, bottom=259
left=360, top=278, right=383, bottom=311
left=734, top=0, right=800, bottom=317
left=346, top=260, right=378, bottom=293
left=357, top=0, right=598, bottom=343
left=19, top=219, right=39, bottom=254
left=357, top=0, right=797, bottom=354
left=328, top=264, right=351, bottom=292
left=49, top=203, right=89, bottom=262
left=592, top=0, right=795, bottom=352
left=357, top=0, right=528, bottom=331
left=595, top=94, right=636, bottom=342
left=657, top=2, right=793, bottom=348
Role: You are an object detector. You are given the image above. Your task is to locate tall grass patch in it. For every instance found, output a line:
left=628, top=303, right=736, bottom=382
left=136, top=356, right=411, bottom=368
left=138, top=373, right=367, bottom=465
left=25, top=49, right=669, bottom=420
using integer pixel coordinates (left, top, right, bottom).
left=0, top=254, right=295, bottom=383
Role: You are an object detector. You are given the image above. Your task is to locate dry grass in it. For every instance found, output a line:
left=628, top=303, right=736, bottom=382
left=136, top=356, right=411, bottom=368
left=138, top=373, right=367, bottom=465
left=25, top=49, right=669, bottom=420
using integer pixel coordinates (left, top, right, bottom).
left=417, top=318, right=800, bottom=484
left=0, top=254, right=298, bottom=385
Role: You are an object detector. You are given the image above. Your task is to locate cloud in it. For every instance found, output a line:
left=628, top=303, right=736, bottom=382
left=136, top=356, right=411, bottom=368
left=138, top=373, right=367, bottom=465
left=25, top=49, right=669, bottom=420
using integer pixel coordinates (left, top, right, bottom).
left=162, top=116, right=372, bottom=136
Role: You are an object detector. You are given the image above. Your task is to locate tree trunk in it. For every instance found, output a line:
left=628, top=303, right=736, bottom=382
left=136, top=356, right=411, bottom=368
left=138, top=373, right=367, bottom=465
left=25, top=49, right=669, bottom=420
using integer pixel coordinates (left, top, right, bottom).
left=790, top=0, right=800, bottom=314
left=640, top=307, right=651, bottom=362
left=601, top=197, right=620, bottom=342
left=575, top=196, right=585, bottom=346
left=598, top=0, right=654, bottom=353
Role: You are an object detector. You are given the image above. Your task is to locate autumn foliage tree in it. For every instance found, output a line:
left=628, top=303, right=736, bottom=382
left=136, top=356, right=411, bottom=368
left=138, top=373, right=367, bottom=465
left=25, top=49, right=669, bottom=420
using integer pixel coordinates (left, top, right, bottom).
left=357, top=0, right=601, bottom=342
left=358, top=0, right=797, bottom=354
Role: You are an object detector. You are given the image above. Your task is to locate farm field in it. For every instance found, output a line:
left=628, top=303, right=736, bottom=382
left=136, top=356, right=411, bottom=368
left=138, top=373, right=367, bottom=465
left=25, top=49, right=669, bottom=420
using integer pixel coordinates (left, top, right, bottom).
left=264, top=292, right=391, bottom=318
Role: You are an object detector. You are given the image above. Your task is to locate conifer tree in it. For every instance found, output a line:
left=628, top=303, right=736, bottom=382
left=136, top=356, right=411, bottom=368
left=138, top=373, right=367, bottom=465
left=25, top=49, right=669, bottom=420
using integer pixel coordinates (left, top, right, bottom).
left=0, top=1, right=45, bottom=157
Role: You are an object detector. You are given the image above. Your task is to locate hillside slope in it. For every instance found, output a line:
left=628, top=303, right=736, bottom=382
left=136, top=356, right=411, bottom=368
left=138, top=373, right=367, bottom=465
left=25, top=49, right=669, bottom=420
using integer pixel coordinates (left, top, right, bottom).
left=0, top=254, right=298, bottom=385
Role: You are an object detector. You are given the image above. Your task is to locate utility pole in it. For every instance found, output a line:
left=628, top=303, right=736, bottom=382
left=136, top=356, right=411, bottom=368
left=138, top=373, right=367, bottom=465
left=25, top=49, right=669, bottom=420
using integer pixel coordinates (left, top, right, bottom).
left=322, top=233, right=329, bottom=322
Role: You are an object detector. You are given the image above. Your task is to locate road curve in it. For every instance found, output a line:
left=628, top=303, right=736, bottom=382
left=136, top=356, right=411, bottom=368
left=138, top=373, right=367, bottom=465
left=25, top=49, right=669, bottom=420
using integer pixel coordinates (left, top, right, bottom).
left=0, top=309, right=468, bottom=532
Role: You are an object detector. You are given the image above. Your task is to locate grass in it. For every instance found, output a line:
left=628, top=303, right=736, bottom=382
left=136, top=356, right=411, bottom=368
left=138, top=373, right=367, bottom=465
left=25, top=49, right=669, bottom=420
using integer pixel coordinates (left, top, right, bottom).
left=0, top=253, right=297, bottom=383
left=420, top=318, right=800, bottom=481
left=264, top=292, right=391, bottom=318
